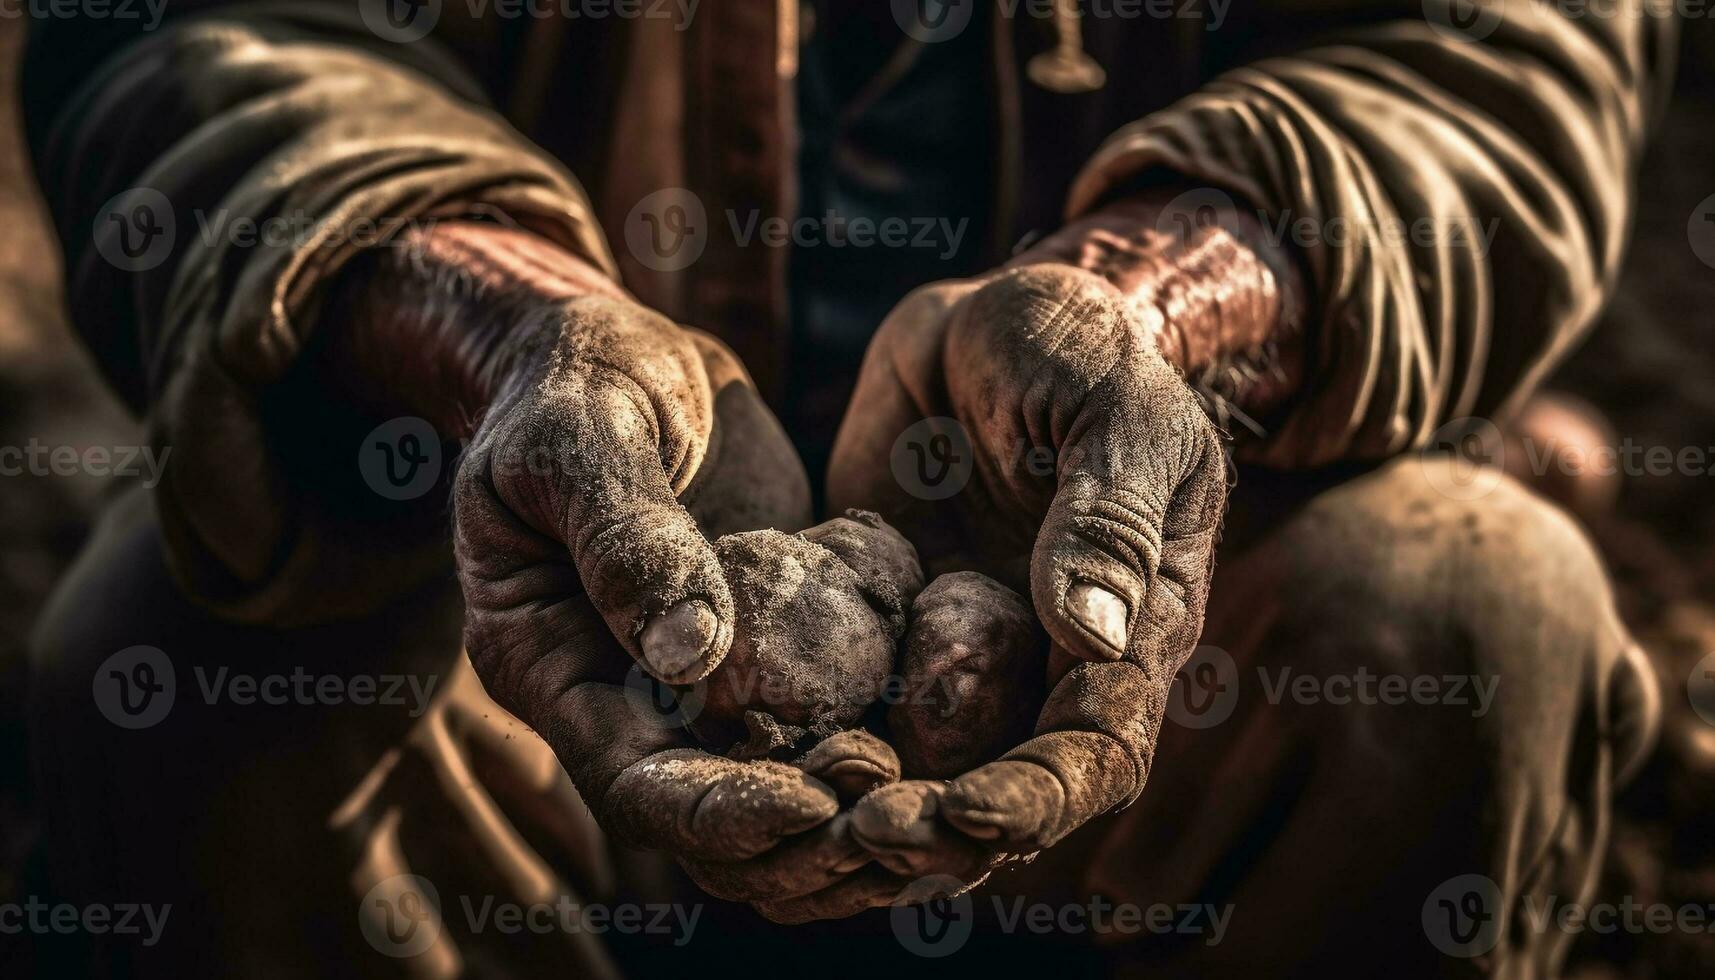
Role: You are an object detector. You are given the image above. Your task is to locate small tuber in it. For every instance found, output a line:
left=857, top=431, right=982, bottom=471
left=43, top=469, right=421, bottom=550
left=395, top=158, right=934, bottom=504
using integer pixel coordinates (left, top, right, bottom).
left=889, top=572, right=1046, bottom=778
left=687, top=511, right=924, bottom=758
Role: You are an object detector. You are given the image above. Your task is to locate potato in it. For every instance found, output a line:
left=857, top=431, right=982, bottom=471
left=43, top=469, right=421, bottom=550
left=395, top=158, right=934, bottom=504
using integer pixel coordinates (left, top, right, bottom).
left=889, top=572, right=1047, bottom=778
left=687, top=512, right=923, bottom=758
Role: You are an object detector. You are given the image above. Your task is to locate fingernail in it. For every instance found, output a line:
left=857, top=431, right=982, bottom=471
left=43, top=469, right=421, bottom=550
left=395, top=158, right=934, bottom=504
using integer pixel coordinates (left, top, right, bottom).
left=816, top=759, right=892, bottom=804
left=833, top=852, right=871, bottom=874
left=640, top=599, right=718, bottom=682
left=942, top=809, right=1005, bottom=840
left=1066, top=581, right=1128, bottom=656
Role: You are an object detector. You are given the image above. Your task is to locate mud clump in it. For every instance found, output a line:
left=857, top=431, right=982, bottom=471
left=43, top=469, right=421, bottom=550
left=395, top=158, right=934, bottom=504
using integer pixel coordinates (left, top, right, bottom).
left=682, top=513, right=1048, bottom=778
left=890, top=572, right=1046, bottom=777
left=688, top=511, right=924, bottom=758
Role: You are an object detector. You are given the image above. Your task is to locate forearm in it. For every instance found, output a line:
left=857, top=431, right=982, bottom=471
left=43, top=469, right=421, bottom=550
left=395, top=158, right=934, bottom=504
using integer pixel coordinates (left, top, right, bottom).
left=24, top=8, right=612, bottom=413
left=1010, top=187, right=1307, bottom=436
left=23, top=14, right=612, bottom=623
left=319, top=221, right=627, bottom=438
left=1063, top=2, right=1672, bottom=465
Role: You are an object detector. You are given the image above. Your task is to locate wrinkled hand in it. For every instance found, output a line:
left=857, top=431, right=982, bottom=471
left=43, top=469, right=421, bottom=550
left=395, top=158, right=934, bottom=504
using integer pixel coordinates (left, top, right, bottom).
left=450, top=291, right=881, bottom=904
left=826, top=264, right=1230, bottom=903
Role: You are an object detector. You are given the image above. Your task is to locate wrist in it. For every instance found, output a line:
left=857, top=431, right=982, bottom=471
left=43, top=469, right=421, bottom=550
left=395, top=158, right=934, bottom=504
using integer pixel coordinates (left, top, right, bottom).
left=1010, top=187, right=1307, bottom=428
left=319, top=220, right=629, bottom=437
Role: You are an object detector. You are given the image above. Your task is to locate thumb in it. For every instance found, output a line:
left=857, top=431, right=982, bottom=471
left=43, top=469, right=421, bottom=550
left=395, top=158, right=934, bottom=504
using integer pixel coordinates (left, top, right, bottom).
left=554, top=380, right=734, bottom=684
left=1028, top=387, right=1227, bottom=668
left=484, top=307, right=736, bottom=684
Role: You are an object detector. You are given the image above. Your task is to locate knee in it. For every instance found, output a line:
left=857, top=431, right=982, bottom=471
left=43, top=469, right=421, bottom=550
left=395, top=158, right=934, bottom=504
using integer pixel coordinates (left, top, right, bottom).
left=1275, top=456, right=1610, bottom=643
left=1258, top=456, right=1655, bottom=775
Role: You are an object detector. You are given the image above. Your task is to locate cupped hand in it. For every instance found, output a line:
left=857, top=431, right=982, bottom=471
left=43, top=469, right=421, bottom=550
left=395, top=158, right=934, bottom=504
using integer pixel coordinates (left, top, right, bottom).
left=826, top=263, right=1230, bottom=898
left=451, top=291, right=886, bottom=905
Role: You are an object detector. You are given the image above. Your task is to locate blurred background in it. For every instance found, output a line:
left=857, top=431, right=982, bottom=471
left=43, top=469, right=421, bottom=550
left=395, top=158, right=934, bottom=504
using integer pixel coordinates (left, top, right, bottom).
left=0, top=16, right=1712, bottom=978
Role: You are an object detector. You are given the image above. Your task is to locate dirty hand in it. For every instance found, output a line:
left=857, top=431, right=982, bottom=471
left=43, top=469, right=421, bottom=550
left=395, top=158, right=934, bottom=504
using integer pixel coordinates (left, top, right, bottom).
left=331, top=221, right=869, bottom=902
left=826, top=261, right=1231, bottom=898
left=451, top=269, right=902, bottom=897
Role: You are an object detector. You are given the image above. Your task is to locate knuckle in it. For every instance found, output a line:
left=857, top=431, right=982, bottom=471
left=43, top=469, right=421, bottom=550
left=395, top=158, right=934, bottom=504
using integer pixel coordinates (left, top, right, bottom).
left=450, top=457, right=495, bottom=537
left=573, top=503, right=709, bottom=607
left=1053, top=488, right=1164, bottom=579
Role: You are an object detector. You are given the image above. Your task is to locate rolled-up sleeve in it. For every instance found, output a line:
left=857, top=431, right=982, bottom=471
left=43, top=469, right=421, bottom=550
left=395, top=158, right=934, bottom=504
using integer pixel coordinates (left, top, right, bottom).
left=24, top=2, right=616, bottom=623
left=1067, top=0, right=1676, bottom=467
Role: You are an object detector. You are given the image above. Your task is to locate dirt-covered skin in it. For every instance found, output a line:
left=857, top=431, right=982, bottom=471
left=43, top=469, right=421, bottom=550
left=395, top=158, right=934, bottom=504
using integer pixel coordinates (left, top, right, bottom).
left=891, top=572, right=1047, bottom=778
left=793, top=730, right=903, bottom=802
left=688, top=512, right=925, bottom=757
left=824, top=264, right=1229, bottom=907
